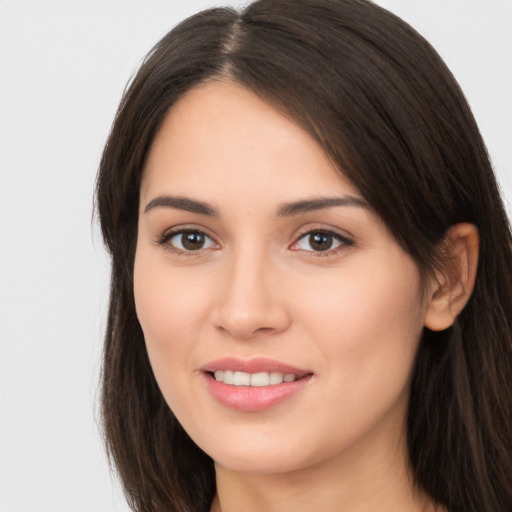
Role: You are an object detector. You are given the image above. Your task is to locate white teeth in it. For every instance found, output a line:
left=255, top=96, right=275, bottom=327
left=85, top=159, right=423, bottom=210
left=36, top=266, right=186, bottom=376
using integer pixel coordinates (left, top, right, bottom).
left=269, top=372, right=284, bottom=385
left=250, top=372, right=270, bottom=387
left=233, top=371, right=251, bottom=386
left=213, top=370, right=299, bottom=386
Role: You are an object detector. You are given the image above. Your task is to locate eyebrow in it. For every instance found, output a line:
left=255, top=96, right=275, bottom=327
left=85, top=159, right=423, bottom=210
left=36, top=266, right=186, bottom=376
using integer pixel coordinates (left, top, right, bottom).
left=276, top=196, right=370, bottom=216
left=144, top=195, right=219, bottom=216
left=144, top=194, right=370, bottom=217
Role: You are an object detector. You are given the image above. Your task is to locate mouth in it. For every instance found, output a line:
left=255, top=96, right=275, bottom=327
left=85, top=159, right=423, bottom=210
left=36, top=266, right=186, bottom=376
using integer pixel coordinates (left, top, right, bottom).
left=209, top=370, right=310, bottom=387
left=201, top=357, right=314, bottom=412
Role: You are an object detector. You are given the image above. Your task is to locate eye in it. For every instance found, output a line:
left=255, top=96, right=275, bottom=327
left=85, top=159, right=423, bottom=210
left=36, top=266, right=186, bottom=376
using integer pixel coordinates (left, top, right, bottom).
left=160, top=229, right=217, bottom=253
left=293, top=229, right=352, bottom=253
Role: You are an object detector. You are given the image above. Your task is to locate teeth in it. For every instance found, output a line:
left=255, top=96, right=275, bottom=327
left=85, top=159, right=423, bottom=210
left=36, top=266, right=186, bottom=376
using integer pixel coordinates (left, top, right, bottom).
left=250, top=372, right=269, bottom=387
left=213, top=370, right=298, bottom=387
left=269, top=372, right=284, bottom=385
left=233, top=371, right=251, bottom=386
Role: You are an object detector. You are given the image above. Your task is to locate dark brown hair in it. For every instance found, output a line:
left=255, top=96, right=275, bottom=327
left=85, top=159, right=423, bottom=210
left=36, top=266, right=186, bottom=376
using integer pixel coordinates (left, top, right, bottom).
left=95, top=1, right=512, bottom=511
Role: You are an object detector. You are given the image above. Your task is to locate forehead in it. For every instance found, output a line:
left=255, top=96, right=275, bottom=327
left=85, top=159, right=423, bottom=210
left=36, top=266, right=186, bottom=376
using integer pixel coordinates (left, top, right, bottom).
left=141, top=80, right=360, bottom=205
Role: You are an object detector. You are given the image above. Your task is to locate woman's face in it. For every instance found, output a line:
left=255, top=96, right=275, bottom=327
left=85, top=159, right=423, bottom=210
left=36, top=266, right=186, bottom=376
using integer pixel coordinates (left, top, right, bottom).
left=134, top=81, right=429, bottom=475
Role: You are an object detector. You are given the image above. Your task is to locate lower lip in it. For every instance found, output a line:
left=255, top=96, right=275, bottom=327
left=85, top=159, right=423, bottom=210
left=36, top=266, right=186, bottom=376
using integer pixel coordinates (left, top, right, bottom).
left=204, top=373, right=313, bottom=412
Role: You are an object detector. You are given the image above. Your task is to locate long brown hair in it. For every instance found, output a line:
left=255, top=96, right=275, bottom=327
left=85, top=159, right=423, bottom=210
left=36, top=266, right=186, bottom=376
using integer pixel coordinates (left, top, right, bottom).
left=95, top=1, right=512, bottom=511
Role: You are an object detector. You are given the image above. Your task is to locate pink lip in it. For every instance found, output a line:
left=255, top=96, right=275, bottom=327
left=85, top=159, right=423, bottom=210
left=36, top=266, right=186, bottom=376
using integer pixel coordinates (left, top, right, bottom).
left=200, top=357, right=313, bottom=412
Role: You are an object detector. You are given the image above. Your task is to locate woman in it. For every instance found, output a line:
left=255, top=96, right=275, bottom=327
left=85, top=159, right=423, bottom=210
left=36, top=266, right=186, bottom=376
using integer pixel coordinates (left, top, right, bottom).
left=95, top=0, right=512, bottom=511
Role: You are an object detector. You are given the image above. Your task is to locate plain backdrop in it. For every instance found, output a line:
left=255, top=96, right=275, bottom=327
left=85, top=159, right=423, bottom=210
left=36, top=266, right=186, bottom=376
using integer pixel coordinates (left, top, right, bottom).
left=0, top=1, right=510, bottom=511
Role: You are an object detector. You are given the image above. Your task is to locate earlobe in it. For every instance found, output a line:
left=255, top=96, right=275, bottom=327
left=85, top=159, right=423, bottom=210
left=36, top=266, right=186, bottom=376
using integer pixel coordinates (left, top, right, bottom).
left=424, top=223, right=479, bottom=332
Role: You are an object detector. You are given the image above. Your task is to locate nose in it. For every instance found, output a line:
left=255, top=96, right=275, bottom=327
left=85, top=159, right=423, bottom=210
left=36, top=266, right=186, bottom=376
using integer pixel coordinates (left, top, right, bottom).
left=211, top=247, right=291, bottom=340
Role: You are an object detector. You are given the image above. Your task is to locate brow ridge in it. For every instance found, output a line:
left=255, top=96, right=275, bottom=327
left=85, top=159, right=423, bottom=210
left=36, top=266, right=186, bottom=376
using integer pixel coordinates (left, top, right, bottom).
left=144, top=195, right=219, bottom=216
left=277, top=196, right=369, bottom=217
left=144, top=194, right=369, bottom=217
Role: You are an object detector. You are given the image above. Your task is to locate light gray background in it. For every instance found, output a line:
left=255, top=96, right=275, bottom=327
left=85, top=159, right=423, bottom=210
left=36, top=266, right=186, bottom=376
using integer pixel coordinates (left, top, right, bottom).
left=0, top=1, right=510, bottom=511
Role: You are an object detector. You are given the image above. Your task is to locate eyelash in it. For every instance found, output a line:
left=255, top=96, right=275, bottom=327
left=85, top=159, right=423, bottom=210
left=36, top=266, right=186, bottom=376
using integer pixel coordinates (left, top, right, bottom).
left=292, top=229, right=354, bottom=256
left=157, top=228, right=218, bottom=257
left=157, top=227, right=353, bottom=257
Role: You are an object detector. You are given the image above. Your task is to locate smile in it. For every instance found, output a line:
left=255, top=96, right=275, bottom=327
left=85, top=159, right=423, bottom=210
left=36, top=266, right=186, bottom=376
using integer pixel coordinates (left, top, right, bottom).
left=202, top=358, right=314, bottom=412
left=212, top=370, right=301, bottom=387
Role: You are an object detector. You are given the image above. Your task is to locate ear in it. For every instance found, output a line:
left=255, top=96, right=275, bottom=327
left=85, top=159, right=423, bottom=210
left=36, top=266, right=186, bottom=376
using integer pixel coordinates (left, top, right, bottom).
left=424, top=223, right=479, bottom=331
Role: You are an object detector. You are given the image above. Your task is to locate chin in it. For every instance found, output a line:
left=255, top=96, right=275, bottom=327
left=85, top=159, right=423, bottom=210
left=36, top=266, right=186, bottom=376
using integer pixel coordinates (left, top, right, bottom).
left=194, top=425, right=334, bottom=476
left=212, top=450, right=308, bottom=476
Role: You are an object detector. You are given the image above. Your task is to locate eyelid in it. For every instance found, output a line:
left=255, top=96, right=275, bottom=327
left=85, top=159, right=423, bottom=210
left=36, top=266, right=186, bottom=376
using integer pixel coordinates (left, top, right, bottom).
left=289, top=226, right=354, bottom=255
left=156, top=225, right=220, bottom=255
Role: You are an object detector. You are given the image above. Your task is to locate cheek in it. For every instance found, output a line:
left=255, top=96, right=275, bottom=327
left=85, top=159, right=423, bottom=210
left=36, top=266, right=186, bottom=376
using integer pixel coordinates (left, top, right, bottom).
left=134, top=239, right=214, bottom=334
left=133, top=247, right=210, bottom=398
left=279, top=258, right=425, bottom=460
left=301, top=250, right=425, bottom=348
left=297, top=254, right=425, bottom=410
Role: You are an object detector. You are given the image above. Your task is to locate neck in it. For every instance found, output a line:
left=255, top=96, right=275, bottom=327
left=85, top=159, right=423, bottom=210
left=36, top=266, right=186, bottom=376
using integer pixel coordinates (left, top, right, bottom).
left=210, top=413, right=439, bottom=512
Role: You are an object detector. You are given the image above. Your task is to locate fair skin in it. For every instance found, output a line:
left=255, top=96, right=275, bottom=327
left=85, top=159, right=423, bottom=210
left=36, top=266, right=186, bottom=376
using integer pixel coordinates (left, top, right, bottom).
left=134, top=81, right=478, bottom=512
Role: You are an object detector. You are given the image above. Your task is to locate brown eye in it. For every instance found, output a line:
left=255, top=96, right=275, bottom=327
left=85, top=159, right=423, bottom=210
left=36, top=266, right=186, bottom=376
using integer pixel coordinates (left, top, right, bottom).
left=165, top=230, right=216, bottom=252
left=308, top=232, right=334, bottom=251
left=181, top=232, right=206, bottom=250
left=294, top=230, right=351, bottom=253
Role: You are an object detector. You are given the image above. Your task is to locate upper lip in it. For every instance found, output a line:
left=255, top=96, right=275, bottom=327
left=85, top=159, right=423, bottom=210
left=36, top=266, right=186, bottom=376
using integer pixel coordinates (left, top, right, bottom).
left=201, top=357, right=312, bottom=376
